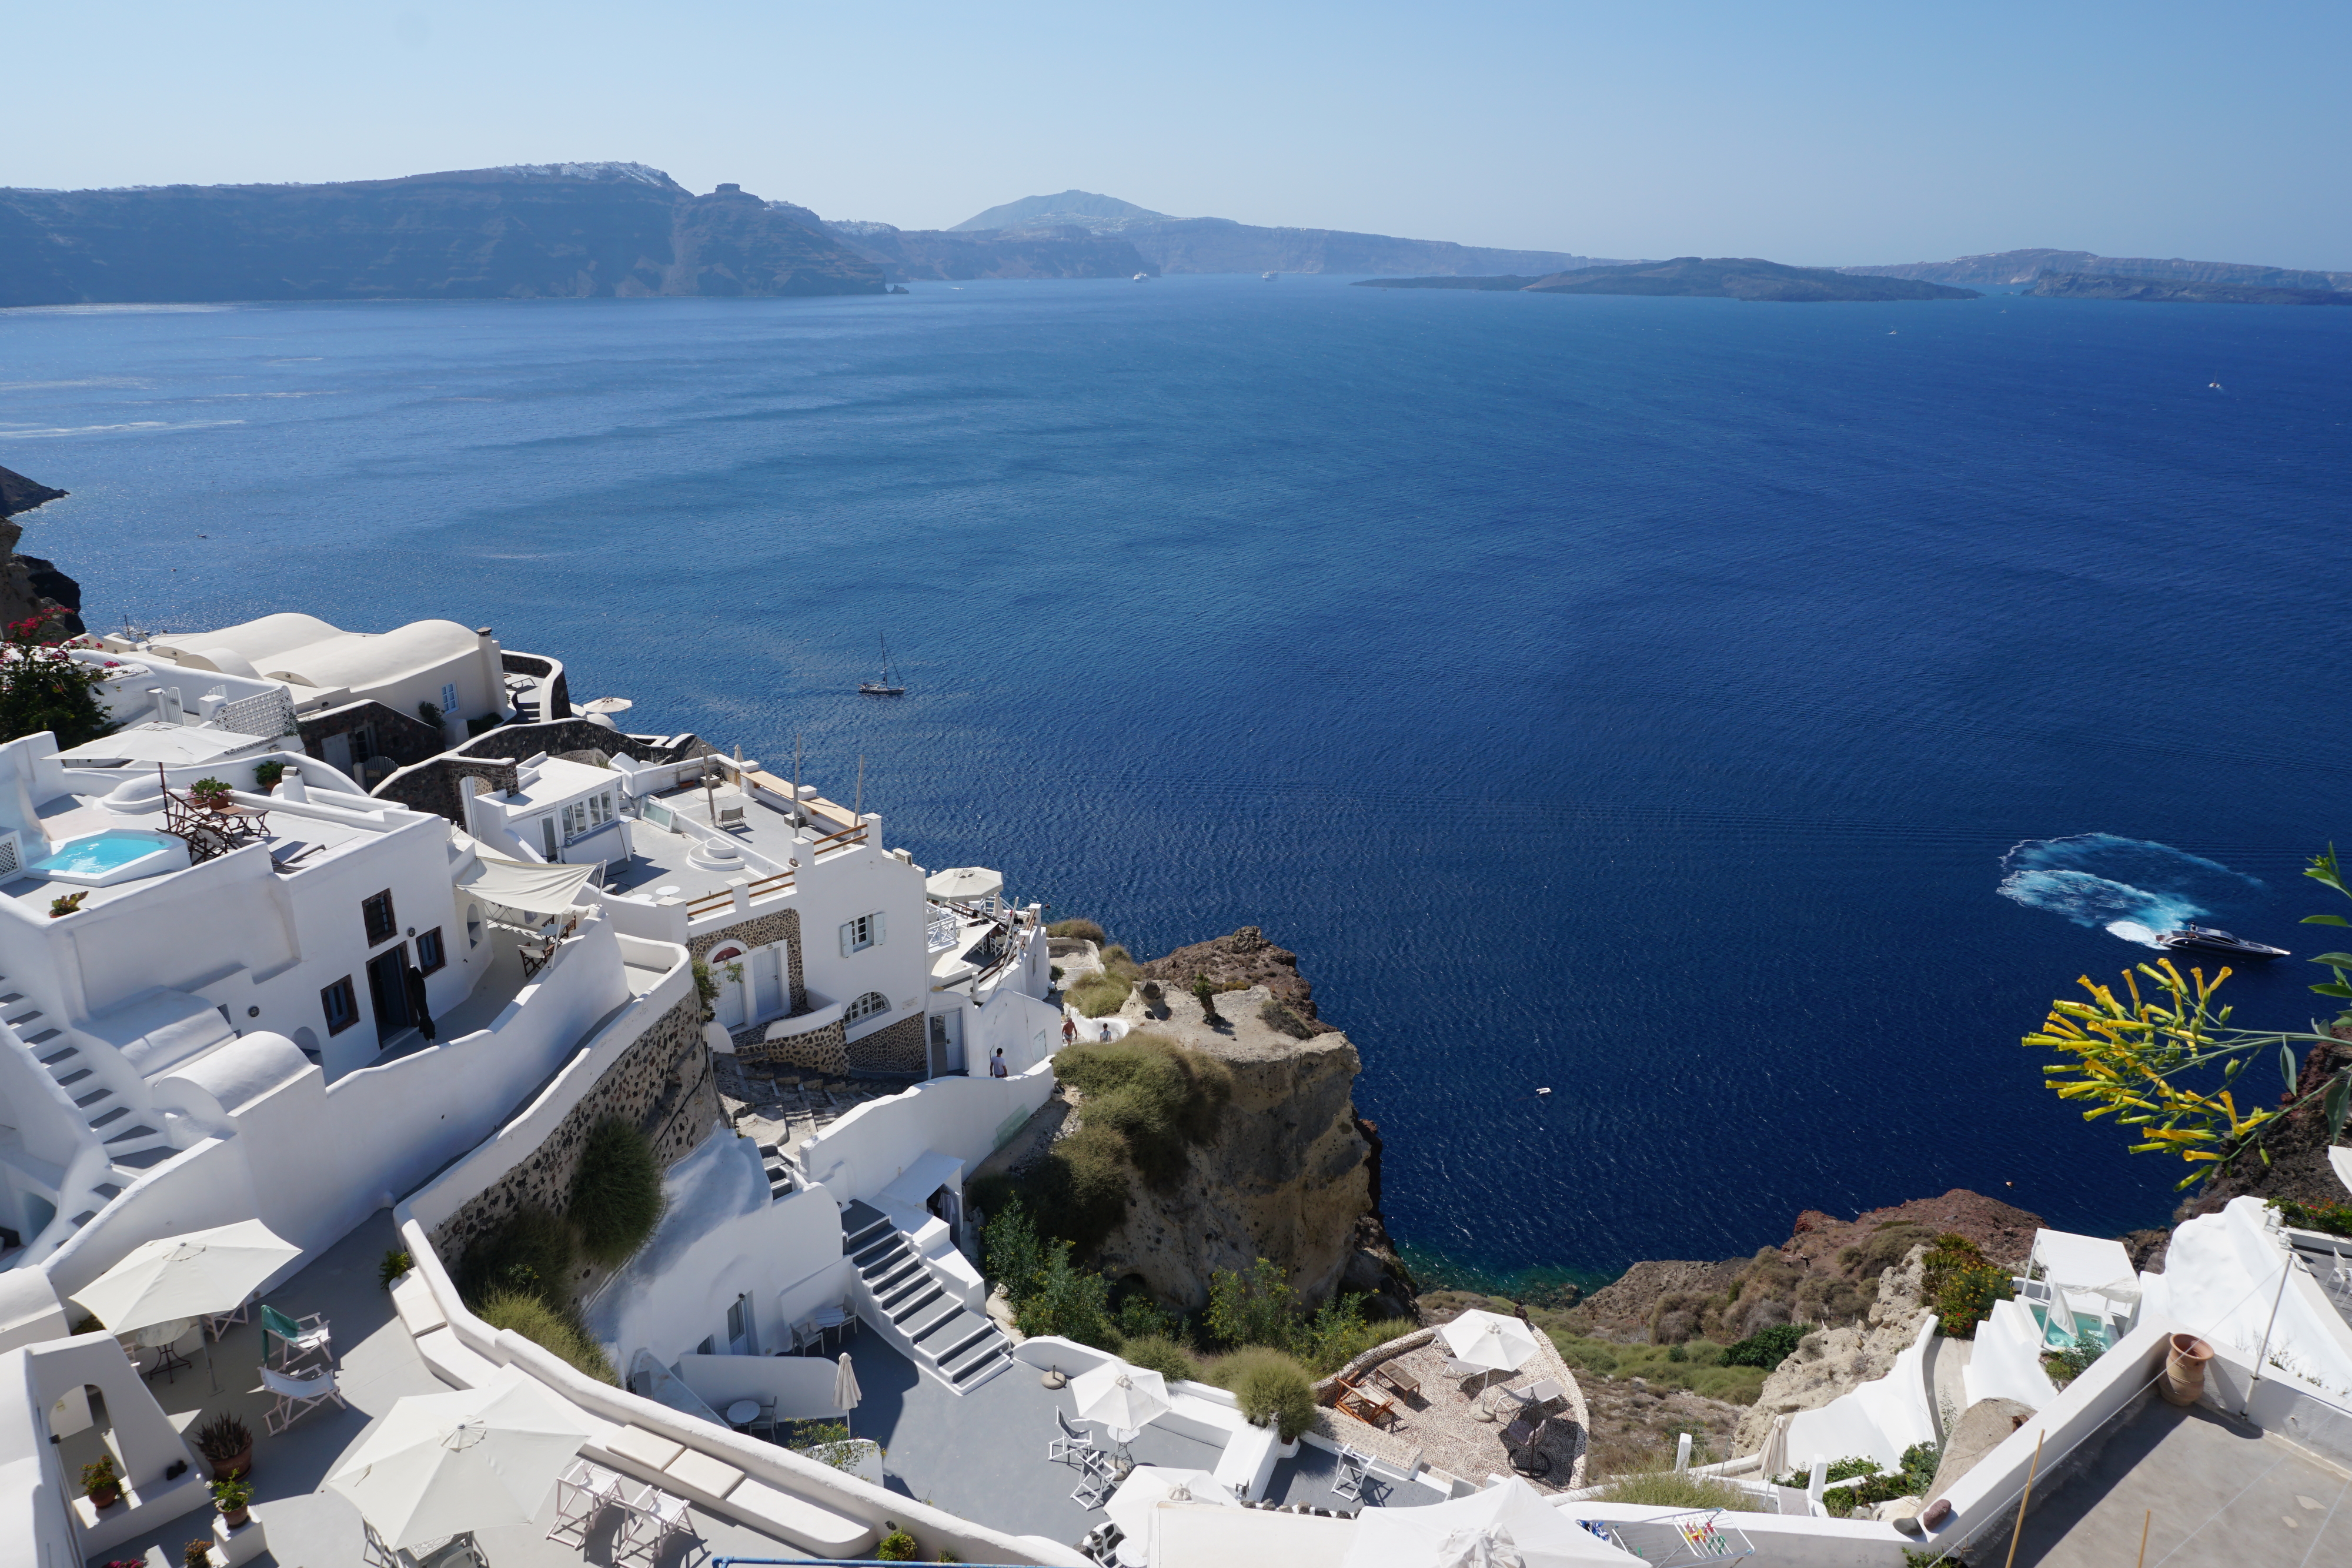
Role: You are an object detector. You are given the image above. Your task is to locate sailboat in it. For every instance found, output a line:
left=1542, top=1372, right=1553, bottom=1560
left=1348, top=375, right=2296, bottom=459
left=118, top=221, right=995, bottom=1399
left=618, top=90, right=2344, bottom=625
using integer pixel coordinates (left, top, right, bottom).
left=859, top=635, right=906, bottom=697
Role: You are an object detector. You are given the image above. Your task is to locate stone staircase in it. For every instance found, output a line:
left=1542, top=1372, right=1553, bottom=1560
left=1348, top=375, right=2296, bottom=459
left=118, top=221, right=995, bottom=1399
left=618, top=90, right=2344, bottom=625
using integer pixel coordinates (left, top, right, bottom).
left=756, top=1139, right=796, bottom=1202
left=0, top=975, right=176, bottom=1252
left=841, top=1200, right=1011, bottom=1393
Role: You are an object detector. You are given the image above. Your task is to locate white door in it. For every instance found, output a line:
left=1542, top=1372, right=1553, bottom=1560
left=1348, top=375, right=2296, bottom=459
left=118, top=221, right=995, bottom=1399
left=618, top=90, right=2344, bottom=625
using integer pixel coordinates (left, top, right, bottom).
left=754, top=947, right=784, bottom=1019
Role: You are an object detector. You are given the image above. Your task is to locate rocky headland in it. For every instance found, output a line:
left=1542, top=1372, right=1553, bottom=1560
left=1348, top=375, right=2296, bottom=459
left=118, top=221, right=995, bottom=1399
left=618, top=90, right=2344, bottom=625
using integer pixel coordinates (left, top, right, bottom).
left=0, top=464, right=82, bottom=639
left=1847, top=247, right=2352, bottom=293
left=0, top=165, right=884, bottom=305
left=1359, top=256, right=1980, bottom=302
left=2027, top=271, right=2352, bottom=305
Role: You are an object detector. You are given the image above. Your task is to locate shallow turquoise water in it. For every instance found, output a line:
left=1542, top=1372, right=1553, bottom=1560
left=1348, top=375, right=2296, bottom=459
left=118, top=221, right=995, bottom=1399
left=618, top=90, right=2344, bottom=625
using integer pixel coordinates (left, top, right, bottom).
left=34, top=830, right=168, bottom=877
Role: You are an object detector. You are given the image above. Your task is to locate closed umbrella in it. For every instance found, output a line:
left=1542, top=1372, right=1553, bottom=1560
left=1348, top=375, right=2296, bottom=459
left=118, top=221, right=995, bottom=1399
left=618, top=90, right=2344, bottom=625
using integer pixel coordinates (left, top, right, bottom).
left=1072, top=1359, right=1171, bottom=1436
left=69, top=1219, right=302, bottom=1332
left=1759, top=1413, right=1791, bottom=1482
left=326, top=1366, right=591, bottom=1550
left=834, top=1351, right=863, bottom=1437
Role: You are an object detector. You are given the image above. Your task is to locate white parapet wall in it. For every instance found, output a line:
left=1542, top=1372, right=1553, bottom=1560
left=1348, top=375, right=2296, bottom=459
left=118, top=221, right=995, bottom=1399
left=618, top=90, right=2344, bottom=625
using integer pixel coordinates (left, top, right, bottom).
left=1785, top=1313, right=1940, bottom=1472
left=793, top=1053, right=1060, bottom=1208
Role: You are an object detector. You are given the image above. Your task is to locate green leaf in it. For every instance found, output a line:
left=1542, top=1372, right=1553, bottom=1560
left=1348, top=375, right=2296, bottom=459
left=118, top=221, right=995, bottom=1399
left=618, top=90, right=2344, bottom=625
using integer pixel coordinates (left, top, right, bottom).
left=2312, top=983, right=2352, bottom=998
left=2301, top=914, right=2352, bottom=926
left=2308, top=954, right=2352, bottom=967
left=2281, top=1044, right=2300, bottom=1093
left=2327, top=1073, right=2350, bottom=1145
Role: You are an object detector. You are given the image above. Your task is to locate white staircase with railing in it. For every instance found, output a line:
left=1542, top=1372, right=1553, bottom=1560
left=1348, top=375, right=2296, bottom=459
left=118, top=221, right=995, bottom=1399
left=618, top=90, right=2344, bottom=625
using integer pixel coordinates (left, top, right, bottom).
left=840, top=1199, right=1011, bottom=1393
left=0, top=975, right=179, bottom=1265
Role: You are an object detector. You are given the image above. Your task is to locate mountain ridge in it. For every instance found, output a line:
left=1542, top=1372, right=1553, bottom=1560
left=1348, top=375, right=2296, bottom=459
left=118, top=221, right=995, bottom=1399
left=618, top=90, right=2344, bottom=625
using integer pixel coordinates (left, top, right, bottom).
left=1845, top=247, right=2352, bottom=292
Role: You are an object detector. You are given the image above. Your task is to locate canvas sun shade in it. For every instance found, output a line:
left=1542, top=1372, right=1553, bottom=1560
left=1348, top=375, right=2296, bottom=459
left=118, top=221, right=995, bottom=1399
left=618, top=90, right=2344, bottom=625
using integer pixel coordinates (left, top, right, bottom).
left=457, top=854, right=597, bottom=917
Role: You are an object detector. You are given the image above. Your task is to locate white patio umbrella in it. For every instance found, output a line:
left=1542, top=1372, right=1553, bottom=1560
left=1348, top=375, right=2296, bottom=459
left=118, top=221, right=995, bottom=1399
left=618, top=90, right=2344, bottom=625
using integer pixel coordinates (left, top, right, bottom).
left=325, top=1366, right=592, bottom=1550
left=582, top=697, right=634, bottom=715
left=1341, top=1477, right=1639, bottom=1568
left=835, top=1351, right=863, bottom=1437
left=1071, top=1359, right=1171, bottom=1435
left=68, top=1218, right=302, bottom=1331
left=1105, top=1466, right=1238, bottom=1542
left=924, top=865, right=1004, bottom=902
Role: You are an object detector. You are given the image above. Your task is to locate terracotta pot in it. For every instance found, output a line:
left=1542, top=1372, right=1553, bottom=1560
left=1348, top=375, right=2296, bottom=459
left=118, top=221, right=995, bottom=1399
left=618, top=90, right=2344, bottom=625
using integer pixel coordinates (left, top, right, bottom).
left=207, top=1444, right=252, bottom=1482
left=219, top=1505, right=251, bottom=1529
left=88, top=1483, right=122, bottom=1510
left=2161, top=1332, right=2213, bottom=1406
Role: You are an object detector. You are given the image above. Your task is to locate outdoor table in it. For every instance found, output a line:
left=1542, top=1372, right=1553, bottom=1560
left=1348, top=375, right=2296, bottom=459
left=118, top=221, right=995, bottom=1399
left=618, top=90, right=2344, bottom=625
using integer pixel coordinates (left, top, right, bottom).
left=1371, top=1362, right=1420, bottom=1399
left=136, top=1317, right=195, bottom=1383
left=727, top=1399, right=761, bottom=1430
left=806, top=1304, right=850, bottom=1352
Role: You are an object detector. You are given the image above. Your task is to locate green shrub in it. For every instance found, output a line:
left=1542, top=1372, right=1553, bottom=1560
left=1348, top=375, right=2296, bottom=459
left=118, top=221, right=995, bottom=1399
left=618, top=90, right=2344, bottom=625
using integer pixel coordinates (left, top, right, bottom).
left=1118, top=1335, right=1203, bottom=1384
left=2270, top=1197, right=2352, bottom=1239
left=569, top=1117, right=664, bottom=1265
left=0, top=615, right=116, bottom=749
left=785, top=1419, right=866, bottom=1470
left=1258, top=998, right=1314, bottom=1039
left=1293, top=1293, right=1392, bottom=1376
left=1067, top=972, right=1132, bottom=1018
left=1191, top=975, right=1221, bottom=1022
left=1206, top=1258, right=1298, bottom=1351
left=1055, top=1034, right=1232, bottom=1182
left=1547, top=1330, right=1768, bottom=1405
left=1922, top=1235, right=2012, bottom=1339
left=982, top=1196, right=1048, bottom=1303
left=1723, top=1321, right=1815, bottom=1369
left=1015, top=1241, right=1118, bottom=1349
left=1049, top=918, right=1106, bottom=944
left=1098, top=944, right=1141, bottom=979
left=1115, top=1289, right=1181, bottom=1344
left=1210, top=1346, right=1317, bottom=1442
left=478, top=1289, right=617, bottom=1384
left=1588, top=1471, right=1760, bottom=1510
left=455, top=1206, right=576, bottom=1309
left=2043, top=1342, right=2105, bottom=1388
left=691, top=959, right=720, bottom=1019
left=1021, top=1122, right=1134, bottom=1252
left=378, top=1248, right=415, bottom=1289
left=876, top=1528, right=918, bottom=1561
left=253, top=759, right=286, bottom=791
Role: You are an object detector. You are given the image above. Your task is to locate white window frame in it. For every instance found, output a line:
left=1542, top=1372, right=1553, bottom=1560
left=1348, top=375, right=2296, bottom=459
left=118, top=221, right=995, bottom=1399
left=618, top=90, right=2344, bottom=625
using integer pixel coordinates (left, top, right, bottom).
left=846, top=991, right=890, bottom=1024
left=840, top=911, right=887, bottom=955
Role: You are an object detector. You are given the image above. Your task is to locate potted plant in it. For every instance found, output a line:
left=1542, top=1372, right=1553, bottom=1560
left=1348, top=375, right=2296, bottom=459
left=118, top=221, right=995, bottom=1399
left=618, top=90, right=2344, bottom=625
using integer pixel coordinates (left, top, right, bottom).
left=189, top=777, right=235, bottom=811
left=49, top=891, right=88, bottom=919
left=211, top=1474, right=254, bottom=1529
left=82, top=1453, right=122, bottom=1509
left=184, top=1539, right=213, bottom=1568
left=193, top=1410, right=254, bottom=1480
left=253, top=759, right=285, bottom=792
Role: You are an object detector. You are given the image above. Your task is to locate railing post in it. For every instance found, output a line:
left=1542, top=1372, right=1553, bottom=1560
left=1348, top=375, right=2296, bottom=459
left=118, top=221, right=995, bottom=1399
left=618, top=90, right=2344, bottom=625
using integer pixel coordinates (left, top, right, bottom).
left=730, top=878, right=751, bottom=916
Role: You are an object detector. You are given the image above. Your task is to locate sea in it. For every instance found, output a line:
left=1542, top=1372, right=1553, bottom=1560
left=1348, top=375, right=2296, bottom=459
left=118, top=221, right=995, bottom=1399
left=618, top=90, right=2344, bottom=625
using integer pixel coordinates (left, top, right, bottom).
left=4, top=277, right=2349, bottom=1295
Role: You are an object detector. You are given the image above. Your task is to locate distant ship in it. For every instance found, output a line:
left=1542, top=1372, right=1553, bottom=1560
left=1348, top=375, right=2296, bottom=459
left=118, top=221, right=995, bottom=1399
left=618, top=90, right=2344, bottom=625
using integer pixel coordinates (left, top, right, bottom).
left=1133, top=273, right=1150, bottom=282
left=1262, top=272, right=1277, bottom=281
left=2154, top=925, right=2287, bottom=960
left=858, top=634, right=906, bottom=697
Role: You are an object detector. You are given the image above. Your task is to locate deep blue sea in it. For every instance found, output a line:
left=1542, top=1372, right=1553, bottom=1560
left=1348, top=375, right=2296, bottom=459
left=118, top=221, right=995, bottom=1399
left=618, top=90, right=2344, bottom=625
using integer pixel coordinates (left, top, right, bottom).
left=5, top=278, right=2349, bottom=1290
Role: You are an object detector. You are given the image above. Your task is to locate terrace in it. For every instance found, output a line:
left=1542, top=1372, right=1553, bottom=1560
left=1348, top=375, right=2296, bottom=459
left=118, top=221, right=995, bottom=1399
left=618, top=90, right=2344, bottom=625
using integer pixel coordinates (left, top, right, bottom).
left=72, top=1212, right=841, bottom=1568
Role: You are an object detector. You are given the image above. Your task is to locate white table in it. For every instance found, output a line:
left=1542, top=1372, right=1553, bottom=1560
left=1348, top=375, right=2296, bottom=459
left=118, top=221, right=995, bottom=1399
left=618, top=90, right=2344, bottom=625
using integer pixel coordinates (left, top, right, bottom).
left=727, top=1399, right=761, bottom=1429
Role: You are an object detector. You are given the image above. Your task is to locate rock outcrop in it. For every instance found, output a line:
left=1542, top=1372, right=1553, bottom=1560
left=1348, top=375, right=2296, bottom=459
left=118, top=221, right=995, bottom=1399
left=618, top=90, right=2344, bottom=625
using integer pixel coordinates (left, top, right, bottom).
left=0, top=165, right=884, bottom=306
left=820, top=219, right=1156, bottom=282
left=0, top=464, right=81, bottom=640
left=1733, top=1245, right=1933, bottom=1452
left=1137, top=926, right=1334, bottom=1032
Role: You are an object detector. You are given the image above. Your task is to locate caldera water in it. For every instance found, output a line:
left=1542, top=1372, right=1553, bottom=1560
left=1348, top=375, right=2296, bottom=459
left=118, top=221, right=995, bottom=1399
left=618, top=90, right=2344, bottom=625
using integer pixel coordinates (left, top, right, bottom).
left=3, top=277, right=2348, bottom=1289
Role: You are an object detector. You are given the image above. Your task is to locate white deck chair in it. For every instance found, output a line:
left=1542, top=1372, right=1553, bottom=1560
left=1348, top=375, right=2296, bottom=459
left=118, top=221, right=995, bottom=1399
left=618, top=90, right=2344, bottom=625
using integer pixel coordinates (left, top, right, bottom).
left=546, top=1458, right=624, bottom=1545
left=260, top=1362, right=346, bottom=1435
left=618, top=1482, right=697, bottom=1562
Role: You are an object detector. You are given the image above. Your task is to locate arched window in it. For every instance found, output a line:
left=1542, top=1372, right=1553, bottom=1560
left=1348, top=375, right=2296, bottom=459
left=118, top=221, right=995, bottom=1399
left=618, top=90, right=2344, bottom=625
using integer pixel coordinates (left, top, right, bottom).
left=846, top=991, right=890, bottom=1024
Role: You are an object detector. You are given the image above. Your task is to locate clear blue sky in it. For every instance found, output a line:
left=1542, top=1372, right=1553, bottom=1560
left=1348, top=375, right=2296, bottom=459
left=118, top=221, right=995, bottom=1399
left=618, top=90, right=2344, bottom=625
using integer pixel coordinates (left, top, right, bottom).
left=12, top=0, right=2349, bottom=269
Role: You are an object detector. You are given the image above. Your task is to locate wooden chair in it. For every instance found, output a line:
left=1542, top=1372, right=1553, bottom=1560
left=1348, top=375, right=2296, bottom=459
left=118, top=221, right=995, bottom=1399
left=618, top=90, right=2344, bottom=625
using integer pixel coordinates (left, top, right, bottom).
left=1335, top=1380, right=1399, bottom=1428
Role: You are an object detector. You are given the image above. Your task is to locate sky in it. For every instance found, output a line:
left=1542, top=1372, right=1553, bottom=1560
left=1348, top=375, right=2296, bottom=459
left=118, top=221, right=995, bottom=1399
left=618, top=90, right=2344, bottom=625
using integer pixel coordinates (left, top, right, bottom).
left=8, top=1, right=2350, bottom=270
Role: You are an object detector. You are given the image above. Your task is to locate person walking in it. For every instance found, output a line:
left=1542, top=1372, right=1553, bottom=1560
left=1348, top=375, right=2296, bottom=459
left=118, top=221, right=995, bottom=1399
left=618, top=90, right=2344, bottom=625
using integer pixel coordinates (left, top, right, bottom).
left=1061, top=1016, right=1077, bottom=1048
left=988, top=1048, right=1008, bottom=1078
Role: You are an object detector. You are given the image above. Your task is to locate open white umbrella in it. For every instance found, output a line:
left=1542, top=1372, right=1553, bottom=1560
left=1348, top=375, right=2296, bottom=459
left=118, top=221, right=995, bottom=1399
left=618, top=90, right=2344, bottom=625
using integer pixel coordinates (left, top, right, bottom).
left=835, top=1351, right=863, bottom=1437
left=582, top=697, right=634, bottom=715
left=1071, top=1359, right=1171, bottom=1435
left=68, top=1218, right=302, bottom=1332
left=1438, top=1309, right=1541, bottom=1376
left=924, top=865, right=1004, bottom=902
left=1106, top=1466, right=1238, bottom=1542
left=1342, top=1477, right=1639, bottom=1568
left=326, top=1366, right=592, bottom=1550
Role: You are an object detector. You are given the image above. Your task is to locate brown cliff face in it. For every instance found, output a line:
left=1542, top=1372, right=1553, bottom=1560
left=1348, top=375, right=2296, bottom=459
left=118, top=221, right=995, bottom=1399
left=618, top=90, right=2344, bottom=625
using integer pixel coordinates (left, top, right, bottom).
left=1138, top=926, right=1332, bottom=1032
left=0, top=466, right=81, bottom=640
left=1084, top=979, right=1380, bottom=1313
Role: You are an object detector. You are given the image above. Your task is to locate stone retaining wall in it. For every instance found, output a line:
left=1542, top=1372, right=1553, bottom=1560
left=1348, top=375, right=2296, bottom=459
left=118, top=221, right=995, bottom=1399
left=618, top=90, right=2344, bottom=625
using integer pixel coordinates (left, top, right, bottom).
left=689, top=910, right=806, bottom=1016
left=741, top=1016, right=848, bottom=1075
left=426, top=989, right=717, bottom=1262
left=847, top=1012, right=926, bottom=1075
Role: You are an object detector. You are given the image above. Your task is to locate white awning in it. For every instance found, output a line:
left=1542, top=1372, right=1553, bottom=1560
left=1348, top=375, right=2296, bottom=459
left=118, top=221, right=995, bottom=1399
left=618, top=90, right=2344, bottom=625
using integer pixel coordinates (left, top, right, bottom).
left=457, top=854, right=597, bottom=917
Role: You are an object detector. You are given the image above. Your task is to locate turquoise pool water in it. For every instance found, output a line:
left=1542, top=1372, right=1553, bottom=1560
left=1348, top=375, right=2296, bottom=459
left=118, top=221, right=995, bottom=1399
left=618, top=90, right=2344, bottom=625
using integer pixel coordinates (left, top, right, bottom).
left=33, top=831, right=168, bottom=878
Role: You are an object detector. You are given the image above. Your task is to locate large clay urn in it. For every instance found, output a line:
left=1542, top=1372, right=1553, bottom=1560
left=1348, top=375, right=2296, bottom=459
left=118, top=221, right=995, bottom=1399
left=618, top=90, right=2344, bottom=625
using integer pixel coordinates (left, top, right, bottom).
left=2160, top=1332, right=2213, bottom=1406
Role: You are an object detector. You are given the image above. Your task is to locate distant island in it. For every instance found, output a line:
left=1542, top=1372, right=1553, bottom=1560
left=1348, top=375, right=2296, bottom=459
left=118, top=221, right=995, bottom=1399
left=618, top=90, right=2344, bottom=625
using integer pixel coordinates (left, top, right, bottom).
left=1357, top=256, right=1979, bottom=302
left=0, top=164, right=883, bottom=306
left=1845, top=247, right=2352, bottom=294
left=2028, top=271, right=2352, bottom=306
left=824, top=188, right=1629, bottom=282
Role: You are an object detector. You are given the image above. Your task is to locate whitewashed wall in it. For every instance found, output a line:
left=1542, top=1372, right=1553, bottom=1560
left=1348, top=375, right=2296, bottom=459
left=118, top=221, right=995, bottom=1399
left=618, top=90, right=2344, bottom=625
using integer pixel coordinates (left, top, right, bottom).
left=793, top=1057, right=1058, bottom=1208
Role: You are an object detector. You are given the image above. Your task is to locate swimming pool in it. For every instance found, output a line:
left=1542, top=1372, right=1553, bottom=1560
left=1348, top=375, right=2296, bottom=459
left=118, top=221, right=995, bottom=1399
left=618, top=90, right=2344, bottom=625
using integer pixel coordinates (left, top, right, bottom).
left=31, top=830, right=189, bottom=887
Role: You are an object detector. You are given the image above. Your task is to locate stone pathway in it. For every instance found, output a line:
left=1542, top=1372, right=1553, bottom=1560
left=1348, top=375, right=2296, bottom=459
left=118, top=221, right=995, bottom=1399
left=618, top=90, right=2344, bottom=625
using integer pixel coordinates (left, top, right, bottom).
left=1316, top=1329, right=1591, bottom=1493
left=717, top=1056, right=903, bottom=1164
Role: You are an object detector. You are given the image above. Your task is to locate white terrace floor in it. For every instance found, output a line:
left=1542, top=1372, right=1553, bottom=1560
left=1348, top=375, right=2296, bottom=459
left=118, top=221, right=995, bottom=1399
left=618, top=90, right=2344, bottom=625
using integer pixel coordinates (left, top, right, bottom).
left=81, top=1212, right=824, bottom=1568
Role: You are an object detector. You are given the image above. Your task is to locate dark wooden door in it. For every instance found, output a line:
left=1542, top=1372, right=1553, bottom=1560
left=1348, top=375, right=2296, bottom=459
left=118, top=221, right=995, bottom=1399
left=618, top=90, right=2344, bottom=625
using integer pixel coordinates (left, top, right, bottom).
left=366, top=945, right=411, bottom=1039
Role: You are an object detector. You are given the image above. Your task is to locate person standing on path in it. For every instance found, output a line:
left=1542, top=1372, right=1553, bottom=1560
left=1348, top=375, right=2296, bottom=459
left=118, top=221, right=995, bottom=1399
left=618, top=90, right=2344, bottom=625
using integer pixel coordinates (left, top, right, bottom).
left=988, top=1048, right=1008, bottom=1078
left=1062, top=1016, right=1077, bottom=1048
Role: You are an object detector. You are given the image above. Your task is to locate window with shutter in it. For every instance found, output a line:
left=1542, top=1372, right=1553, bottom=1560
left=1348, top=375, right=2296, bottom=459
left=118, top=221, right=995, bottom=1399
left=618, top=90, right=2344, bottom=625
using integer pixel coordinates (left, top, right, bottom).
left=841, top=912, right=884, bottom=954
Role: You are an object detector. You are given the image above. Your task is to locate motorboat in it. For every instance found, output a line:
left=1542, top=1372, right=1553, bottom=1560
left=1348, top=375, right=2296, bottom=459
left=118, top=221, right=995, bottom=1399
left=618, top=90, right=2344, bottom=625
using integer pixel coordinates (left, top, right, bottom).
left=1262, top=272, right=1277, bottom=280
left=2153, top=925, right=2288, bottom=960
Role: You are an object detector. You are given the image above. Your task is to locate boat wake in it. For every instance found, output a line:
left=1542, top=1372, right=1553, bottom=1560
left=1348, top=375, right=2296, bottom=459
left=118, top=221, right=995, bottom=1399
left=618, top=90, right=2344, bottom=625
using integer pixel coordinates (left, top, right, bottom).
left=1997, top=833, right=2263, bottom=948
